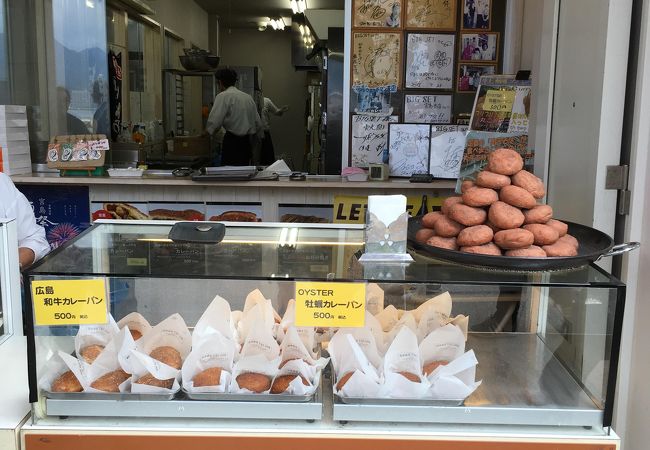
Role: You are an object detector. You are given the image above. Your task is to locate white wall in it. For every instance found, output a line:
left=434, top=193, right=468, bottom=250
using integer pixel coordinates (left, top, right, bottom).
left=144, top=0, right=209, bottom=49
left=144, top=0, right=209, bottom=134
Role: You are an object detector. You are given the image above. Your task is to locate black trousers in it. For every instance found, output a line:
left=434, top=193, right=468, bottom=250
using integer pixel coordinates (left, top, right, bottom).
left=260, top=130, right=275, bottom=165
left=221, top=131, right=252, bottom=166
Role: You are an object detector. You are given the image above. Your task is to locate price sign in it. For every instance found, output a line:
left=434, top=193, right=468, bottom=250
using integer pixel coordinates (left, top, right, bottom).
left=295, top=281, right=366, bottom=327
left=32, top=279, right=109, bottom=326
left=484, top=89, right=516, bottom=112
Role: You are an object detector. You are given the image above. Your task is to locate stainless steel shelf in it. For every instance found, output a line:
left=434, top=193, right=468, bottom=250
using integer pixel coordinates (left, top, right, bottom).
left=332, top=333, right=603, bottom=427
left=46, top=381, right=323, bottom=421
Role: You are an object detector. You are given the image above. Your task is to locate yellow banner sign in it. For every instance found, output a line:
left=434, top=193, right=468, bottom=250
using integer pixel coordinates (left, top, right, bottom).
left=295, top=281, right=366, bottom=328
left=333, top=195, right=444, bottom=224
left=484, top=89, right=516, bottom=112
left=32, top=279, right=109, bottom=326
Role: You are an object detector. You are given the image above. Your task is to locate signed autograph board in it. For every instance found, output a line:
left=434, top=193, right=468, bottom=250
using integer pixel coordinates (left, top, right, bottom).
left=353, top=0, right=402, bottom=28
left=406, top=0, right=457, bottom=31
left=352, top=32, right=402, bottom=88
left=405, top=33, right=455, bottom=89
left=350, top=114, right=399, bottom=167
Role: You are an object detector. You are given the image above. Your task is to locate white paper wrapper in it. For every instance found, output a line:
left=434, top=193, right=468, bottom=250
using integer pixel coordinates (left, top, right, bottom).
left=427, top=349, right=481, bottom=400
left=129, top=350, right=181, bottom=394
left=272, top=358, right=322, bottom=395
left=117, top=326, right=142, bottom=376
left=413, top=292, right=452, bottom=324
left=56, top=351, right=94, bottom=391
left=74, top=315, right=119, bottom=360
left=230, top=354, right=279, bottom=394
left=138, top=313, right=192, bottom=359
left=280, top=326, right=317, bottom=363
left=375, top=305, right=400, bottom=332
left=237, top=300, right=276, bottom=344
left=377, top=371, right=430, bottom=398
left=383, top=327, right=422, bottom=377
left=335, top=369, right=381, bottom=398
left=244, top=288, right=282, bottom=322
left=376, top=327, right=429, bottom=398
left=193, top=295, right=234, bottom=345
left=364, top=311, right=387, bottom=353
left=181, top=332, right=235, bottom=393
left=329, top=334, right=381, bottom=384
left=366, top=283, right=385, bottom=315
left=240, top=317, right=281, bottom=361
left=279, top=299, right=316, bottom=351
left=38, top=353, right=83, bottom=392
left=415, top=292, right=453, bottom=340
left=83, top=328, right=134, bottom=393
left=130, top=313, right=190, bottom=394
left=386, top=311, right=418, bottom=345
left=329, top=327, right=383, bottom=370
left=117, top=312, right=151, bottom=341
left=449, top=315, right=469, bottom=340
left=419, top=323, right=466, bottom=367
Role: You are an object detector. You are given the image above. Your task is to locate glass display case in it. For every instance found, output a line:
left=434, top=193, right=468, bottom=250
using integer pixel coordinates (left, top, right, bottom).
left=24, top=221, right=624, bottom=432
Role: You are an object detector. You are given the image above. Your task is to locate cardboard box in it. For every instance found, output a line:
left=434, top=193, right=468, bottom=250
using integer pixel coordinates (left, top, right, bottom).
left=0, top=118, right=28, bottom=128
left=0, top=129, right=29, bottom=141
left=0, top=141, right=30, bottom=155
left=0, top=105, right=27, bottom=113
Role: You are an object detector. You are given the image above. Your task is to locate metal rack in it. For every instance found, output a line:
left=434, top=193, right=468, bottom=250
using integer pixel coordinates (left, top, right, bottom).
left=162, top=69, right=218, bottom=137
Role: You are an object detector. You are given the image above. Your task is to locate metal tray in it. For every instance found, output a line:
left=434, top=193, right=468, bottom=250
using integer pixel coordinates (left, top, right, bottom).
left=335, top=394, right=463, bottom=406
left=184, top=389, right=314, bottom=403
left=43, top=389, right=177, bottom=401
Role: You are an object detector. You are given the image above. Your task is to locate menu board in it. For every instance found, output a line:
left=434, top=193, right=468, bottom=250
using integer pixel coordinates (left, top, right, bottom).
left=406, top=0, right=457, bottom=30
left=429, top=125, right=468, bottom=179
left=404, top=94, right=452, bottom=123
left=350, top=114, right=399, bottom=167
left=353, top=0, right=402, bottom=28
left=352, top=32, right=402, bottom=88
left=388, top=123, right=431, bottom=176
left=405, top=33, right=455, bottom=89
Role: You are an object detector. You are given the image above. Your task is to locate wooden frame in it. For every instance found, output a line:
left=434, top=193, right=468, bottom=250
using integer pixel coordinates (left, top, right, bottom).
left=461, top=0, right=492, bottom=31
left=352, top=0, right=403, bottom=29
left=456, top=63, right=497, bottom=93
left=387, top=122, right=432, bottom=177
left=404, top=32, right=456, bottom=90
left=351, top=31, right=403, bottom=89
left=458, top=31, right=499, bottom=63
left=403, top=93, right=453, bottom=124
left=404, top=0, right=458, bottom=31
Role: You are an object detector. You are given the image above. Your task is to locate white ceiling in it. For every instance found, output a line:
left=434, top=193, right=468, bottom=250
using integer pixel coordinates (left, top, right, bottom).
left=194, top=0, right=344, bottom=29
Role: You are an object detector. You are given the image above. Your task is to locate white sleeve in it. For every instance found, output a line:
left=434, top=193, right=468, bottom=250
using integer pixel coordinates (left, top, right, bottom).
left=206, top=95, right=227, bottom=135
left=266, top=98, right=282, bottom=116
left=10, top=187, right=51, bottom=262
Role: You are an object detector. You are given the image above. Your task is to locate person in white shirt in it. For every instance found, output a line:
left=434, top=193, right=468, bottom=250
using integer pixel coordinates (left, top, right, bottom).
left=204, top=68, right=263, bottom=166
left=260, top=97, right=288, bottom=165
left=0, top=173, right=50, bottom=268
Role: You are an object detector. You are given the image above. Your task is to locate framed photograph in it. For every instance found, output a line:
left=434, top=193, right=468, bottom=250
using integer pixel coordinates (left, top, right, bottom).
left=387, top=123, right=431, bottom=177
left=404, top=94, right=452, bottom=124
left=352, top=31, right=402, bottom=89
left=456, top=63, right=496, bottom=93
left=462, top=0, right=491, bottom=30
left=459, top=32, right=499, bottom=62
left=405, top=0, right=457, bottom=31
left=353, top=0, right=402, bottom=28
left=405, top=33, right=455, bottom=89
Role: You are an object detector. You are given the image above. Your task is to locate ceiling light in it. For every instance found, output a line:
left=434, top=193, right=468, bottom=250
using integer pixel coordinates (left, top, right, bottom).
left=85, top=0, right=95, bottom=7
left=290, top=0, right=299, bottom=14
left=297, top=0, right=307, bottom=13
left=299, top=24, right=305, bottom=36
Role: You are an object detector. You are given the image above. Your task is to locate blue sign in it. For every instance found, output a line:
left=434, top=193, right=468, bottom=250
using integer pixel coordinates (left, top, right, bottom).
left=17, top=185, right=91, bottom=250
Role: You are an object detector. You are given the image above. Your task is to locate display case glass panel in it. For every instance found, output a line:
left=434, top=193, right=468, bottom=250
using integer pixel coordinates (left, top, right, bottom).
left=25, top=222, right=624, bottom=429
